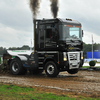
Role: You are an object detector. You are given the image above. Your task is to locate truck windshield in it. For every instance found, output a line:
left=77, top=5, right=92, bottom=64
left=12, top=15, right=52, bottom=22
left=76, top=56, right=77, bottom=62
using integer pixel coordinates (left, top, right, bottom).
left=60, top=25, right=82, bottom=41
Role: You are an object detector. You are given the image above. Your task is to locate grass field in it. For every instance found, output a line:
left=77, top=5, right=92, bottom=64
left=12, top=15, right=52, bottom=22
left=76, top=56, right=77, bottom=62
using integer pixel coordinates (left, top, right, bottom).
left=82, top=66, right=90, bottom=68
left=0, top=83, right=99, bottom=100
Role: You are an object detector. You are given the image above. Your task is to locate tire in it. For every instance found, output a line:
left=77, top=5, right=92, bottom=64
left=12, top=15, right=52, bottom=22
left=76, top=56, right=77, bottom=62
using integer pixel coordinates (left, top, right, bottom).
left=10, top=58, right=27, bottom=75
left=45, top=61, right=59, bottom=77
left=67, top=69, right=79, bottom=74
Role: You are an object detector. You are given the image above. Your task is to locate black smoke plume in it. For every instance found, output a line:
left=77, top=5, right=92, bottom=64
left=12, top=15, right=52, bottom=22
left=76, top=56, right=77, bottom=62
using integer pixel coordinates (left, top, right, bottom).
left=50, top=0, right=59, bottom=18
left=29, top=0, right=41, bottom=19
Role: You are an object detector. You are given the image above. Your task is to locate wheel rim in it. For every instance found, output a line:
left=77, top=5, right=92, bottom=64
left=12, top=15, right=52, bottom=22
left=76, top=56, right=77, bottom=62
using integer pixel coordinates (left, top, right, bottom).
left=47, top=64, right=54, bottom=75
left=12, top=62, right=19, bottom=72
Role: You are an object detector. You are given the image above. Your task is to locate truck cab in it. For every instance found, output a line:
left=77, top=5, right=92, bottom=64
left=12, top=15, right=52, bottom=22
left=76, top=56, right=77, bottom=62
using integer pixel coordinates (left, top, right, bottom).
left=34, top=18, right=83, bottom=51
left=33, top=18, right=84, bottom=76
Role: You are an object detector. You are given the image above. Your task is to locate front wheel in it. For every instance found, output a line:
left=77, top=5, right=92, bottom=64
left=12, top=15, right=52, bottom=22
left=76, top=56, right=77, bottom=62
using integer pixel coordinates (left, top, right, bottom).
left=45, top=61, right=59, bottom=77
left=67, top=69, right=79, bottom=74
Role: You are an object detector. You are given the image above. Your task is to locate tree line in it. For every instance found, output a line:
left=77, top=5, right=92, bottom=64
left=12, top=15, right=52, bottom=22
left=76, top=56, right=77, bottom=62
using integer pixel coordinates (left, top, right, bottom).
left=0, top=43, right=100, bottom=58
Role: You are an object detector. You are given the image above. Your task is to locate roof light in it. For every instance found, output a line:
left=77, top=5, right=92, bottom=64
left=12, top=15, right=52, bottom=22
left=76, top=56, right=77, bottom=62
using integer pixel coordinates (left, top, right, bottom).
left=66, top=25, right=73, bottom=27
left=75, top=26, right=81, bottom=28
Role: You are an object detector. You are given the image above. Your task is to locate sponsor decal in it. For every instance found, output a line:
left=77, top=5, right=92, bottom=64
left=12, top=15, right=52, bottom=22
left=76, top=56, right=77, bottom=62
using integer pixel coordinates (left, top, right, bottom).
left=68, top=47, right=74, bottom=50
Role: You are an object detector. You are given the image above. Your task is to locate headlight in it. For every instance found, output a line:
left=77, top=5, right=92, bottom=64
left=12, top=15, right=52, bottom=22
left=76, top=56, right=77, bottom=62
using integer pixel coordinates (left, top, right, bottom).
left=81, top=56, right=83, bottom=59
left=81, top=51, right=83, bottom=60
left=63, top=57, right=67, bottom=61
left=63, top=52, right=67, bottom=61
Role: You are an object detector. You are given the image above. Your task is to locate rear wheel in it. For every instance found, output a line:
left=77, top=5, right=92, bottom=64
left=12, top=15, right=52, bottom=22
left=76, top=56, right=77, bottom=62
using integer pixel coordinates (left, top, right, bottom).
left=10, top=58, right=27, bottom=75
left=45, top=61, right=59, bottom=77
left=67, top=69, right=79, bottom=74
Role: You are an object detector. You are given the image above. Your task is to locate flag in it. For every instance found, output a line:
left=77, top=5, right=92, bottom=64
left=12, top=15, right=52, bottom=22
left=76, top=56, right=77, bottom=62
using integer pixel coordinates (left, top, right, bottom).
left=92, top=34, right=94, bottom=59
left=92, top=34, right=94, bottom=44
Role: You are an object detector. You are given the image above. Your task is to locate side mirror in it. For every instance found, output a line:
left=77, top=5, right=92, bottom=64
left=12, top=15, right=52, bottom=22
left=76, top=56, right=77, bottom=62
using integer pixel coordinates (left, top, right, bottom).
left=82, top=30, right=84, bottom=37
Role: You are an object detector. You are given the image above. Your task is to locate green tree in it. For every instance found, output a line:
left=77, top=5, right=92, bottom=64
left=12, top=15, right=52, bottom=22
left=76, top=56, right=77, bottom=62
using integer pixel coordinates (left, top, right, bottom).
left=0, top=47, right=7, bottom=55
left=8, top=45, right=30, bottom=50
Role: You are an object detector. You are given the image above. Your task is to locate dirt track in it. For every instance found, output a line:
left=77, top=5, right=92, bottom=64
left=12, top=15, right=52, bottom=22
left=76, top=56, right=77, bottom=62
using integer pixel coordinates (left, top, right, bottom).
left=0, top=70, right=100, bottom=98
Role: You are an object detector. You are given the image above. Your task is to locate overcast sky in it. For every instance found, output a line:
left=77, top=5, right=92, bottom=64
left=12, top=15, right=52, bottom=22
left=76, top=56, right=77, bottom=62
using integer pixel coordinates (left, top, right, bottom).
left=0, top=0, right=100, bottom=48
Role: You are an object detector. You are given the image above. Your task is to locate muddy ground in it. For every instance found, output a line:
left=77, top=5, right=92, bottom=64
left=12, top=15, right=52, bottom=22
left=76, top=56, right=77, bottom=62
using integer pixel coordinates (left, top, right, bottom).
left=0, top=70, right=100, bottom=98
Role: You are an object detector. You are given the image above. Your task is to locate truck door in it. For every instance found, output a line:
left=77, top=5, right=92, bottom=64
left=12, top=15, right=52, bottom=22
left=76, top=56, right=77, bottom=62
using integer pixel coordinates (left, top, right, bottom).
left=45, top=24, right=52, bottom=47
left=45, top=24, right=58, bottom=48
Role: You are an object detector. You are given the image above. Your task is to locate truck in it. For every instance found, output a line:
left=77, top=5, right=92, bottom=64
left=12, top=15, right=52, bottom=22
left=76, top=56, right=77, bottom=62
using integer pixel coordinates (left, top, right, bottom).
left=4, top=18, right=84, bottom=77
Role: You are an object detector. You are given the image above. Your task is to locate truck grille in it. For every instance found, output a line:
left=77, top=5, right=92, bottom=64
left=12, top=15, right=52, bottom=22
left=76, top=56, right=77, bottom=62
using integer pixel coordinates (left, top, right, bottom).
left=68, top=52, right=80, bottom=62
left=68, top=52, right=80, bottom=69
left=69, top=53, right=77, bottom=60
